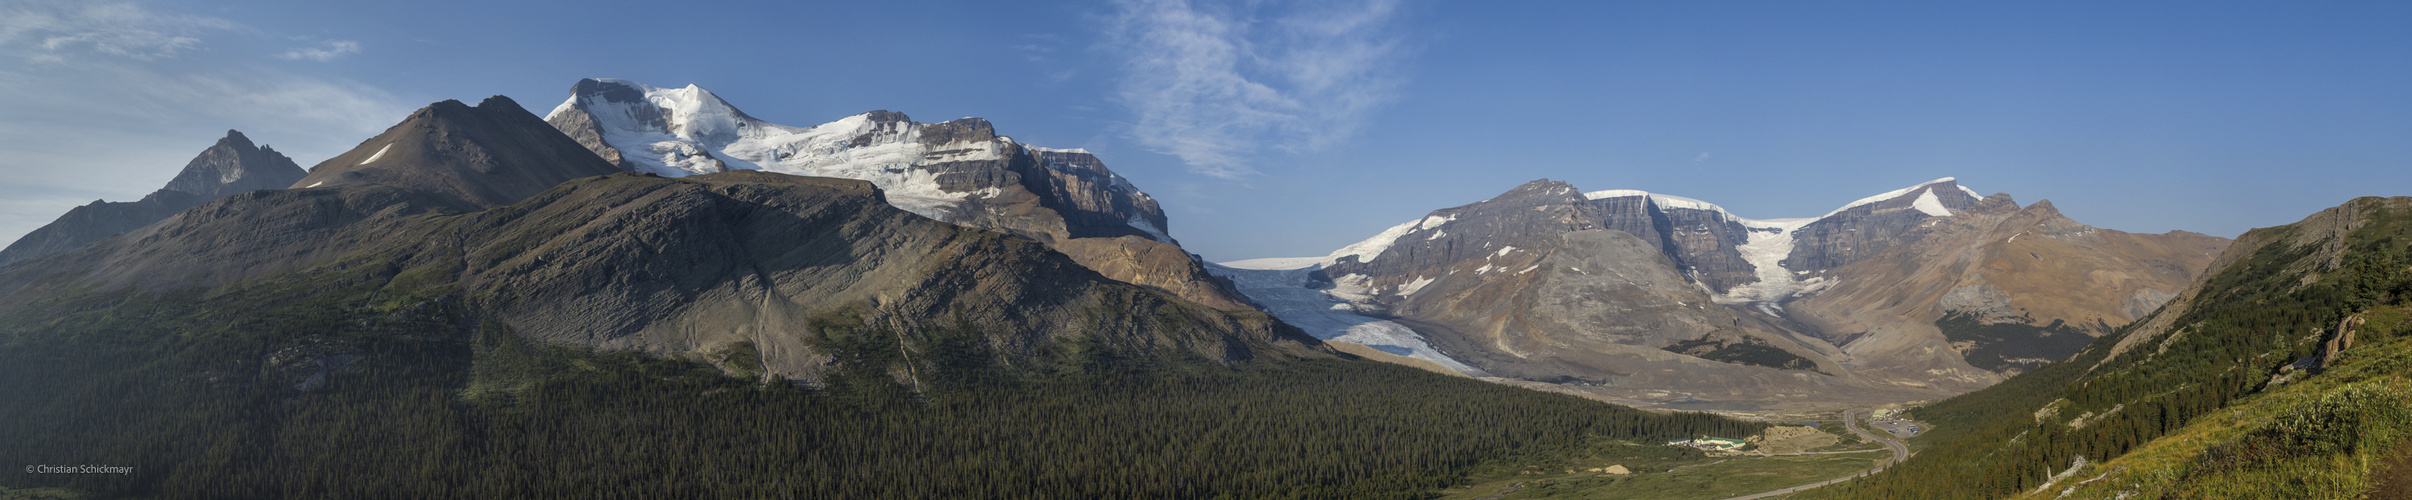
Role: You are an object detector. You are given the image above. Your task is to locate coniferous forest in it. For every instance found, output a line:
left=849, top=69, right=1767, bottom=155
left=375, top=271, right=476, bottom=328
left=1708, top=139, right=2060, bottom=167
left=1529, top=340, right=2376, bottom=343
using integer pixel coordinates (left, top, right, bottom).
left=0, top=254, right=1759, bottom=499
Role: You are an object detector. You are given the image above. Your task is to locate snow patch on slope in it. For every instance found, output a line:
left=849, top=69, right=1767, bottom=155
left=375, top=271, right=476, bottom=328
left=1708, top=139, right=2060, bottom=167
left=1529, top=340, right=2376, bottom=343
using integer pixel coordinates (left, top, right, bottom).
left=1911, top=187, right=1953, bottom=216
left=358, top=144, right=389, bottom=165
left=1816, top=177, right=1960, bottom=220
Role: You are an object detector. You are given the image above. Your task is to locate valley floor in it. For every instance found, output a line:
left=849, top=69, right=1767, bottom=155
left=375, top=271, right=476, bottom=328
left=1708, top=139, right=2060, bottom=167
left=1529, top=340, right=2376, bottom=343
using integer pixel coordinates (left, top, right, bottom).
left=1436, top=410, right=1915, bottom=500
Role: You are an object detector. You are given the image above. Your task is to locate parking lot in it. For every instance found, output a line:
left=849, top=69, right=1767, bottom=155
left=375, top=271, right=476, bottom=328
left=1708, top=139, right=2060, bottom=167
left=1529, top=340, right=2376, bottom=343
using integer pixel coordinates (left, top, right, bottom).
left=1866, top=417, right=1925, bottom=439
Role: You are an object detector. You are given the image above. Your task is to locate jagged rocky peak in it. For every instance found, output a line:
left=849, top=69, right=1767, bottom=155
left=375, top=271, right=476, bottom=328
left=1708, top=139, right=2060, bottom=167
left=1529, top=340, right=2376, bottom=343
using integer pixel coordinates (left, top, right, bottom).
left=917, top=116, right=997, bottom=147
left=0, top=129, right=309, bottom=268
left=861, top=109, right=912, bottom=124
left=160, top=129, right=308, bottom=199
left=570, top=77, right=649, bottom=104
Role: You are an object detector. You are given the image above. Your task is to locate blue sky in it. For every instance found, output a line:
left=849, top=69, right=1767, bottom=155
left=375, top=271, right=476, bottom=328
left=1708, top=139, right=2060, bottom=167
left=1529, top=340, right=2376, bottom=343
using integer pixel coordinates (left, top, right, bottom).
left=2, top=1, right=2407, bottom=261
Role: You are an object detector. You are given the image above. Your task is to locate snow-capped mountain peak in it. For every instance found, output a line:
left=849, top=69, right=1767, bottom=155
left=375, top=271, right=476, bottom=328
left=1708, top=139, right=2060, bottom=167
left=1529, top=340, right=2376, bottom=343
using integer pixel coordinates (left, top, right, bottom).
left=1325, top=177, right=1987, bottom=314
left=546, top=78, right=1172, bottom=244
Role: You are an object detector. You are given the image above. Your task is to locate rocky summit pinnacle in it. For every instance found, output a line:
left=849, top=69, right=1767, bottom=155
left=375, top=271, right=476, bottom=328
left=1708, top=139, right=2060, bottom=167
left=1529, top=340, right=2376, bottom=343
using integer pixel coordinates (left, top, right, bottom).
left=0, top=129, right=307, bottom=268
left=160, top=130, right=307, bottom=199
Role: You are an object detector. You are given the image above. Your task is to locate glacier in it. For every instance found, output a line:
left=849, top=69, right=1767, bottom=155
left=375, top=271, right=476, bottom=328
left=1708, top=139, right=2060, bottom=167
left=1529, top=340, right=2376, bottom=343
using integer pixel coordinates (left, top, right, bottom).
left=1210, top=260, right=1484, bottom=375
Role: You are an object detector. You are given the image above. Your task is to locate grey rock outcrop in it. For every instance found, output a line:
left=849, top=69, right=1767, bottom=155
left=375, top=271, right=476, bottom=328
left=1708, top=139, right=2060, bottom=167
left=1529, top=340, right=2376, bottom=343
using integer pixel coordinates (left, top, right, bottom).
left=1580, top=193, right=1758, bottom=293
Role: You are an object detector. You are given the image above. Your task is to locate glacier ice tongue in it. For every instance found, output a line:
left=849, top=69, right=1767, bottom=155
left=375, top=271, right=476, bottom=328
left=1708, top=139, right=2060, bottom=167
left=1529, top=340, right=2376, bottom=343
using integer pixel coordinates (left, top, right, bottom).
left=1207, top=262, right=1485, bottom=375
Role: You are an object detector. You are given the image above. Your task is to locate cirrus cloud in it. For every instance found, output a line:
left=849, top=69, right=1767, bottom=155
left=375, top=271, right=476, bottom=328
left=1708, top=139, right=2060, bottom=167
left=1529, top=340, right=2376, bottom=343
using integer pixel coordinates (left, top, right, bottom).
left=1103, top=0, right=1411, bottom=179
left=0, top=0, right=238, bottom=62
left=281, top=39, right=360, bottom=62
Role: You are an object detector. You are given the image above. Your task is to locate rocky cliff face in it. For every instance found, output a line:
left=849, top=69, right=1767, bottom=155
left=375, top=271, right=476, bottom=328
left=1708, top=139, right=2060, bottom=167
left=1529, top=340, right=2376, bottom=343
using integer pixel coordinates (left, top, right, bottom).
left=0, top=130, right=305, bottom=267
left=543, top=78, right=1246, bottom=310
left=1581, top=192, right=1758, bottom=293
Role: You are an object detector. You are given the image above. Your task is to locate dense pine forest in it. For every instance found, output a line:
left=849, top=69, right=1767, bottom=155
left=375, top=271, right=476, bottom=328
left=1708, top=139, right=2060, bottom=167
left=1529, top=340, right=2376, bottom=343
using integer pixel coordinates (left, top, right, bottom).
left=0, top=253, right=1759, bottom=499
left=1801, top=197, right=2412, bottom=499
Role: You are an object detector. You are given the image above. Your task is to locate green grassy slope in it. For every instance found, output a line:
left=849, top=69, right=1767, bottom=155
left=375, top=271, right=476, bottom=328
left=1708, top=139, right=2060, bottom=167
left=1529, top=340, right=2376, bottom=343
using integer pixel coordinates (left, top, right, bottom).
left=2014, top=307, right=2412, bottom=499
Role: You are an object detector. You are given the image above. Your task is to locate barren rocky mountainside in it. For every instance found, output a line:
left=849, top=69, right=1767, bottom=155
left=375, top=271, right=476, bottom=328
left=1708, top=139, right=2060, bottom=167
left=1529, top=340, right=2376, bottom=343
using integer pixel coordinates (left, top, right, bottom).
left=0, top=130, right=305, bottom=266
left=0, top=96, right=1324, bottom=384
left=1790, top=194, right=2229, bottom=378
left=292, top=96, right=624, bottom=209
left=544, top=78, right=1250, bottom=310
left=1224, top=178, right=2226, bottom=410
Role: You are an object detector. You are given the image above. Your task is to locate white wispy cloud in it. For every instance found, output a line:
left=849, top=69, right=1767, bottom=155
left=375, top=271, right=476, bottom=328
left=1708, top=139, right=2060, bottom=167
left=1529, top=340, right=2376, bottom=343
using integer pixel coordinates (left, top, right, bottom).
left=1103, top=0, right=1410, bottom=179
left=0, top=0, right=238, bottom=62
left=281, top=39, right=359, bottom=62
left=1013, top=33, right=1062, bottom=63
